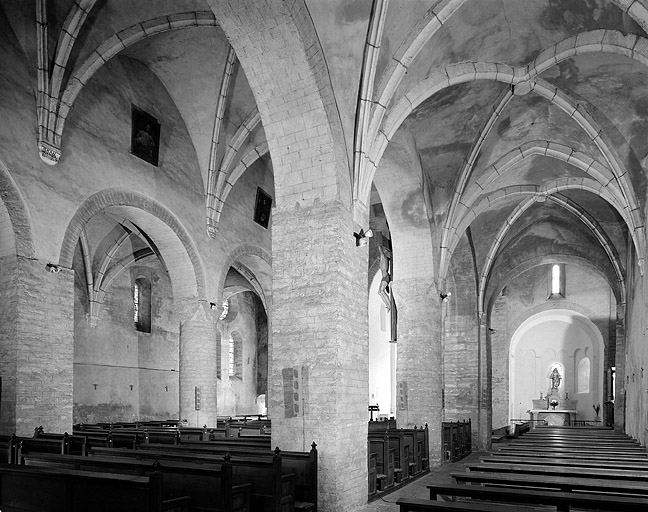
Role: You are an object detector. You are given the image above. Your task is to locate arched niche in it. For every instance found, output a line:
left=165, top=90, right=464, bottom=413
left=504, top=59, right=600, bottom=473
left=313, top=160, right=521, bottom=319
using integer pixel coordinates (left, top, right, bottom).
left=509, top=309, right=604, bottom=422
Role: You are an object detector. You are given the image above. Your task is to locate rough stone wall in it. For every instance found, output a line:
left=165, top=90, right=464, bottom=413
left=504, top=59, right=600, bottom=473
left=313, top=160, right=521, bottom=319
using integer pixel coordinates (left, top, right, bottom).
left=444, top=235, right=481, bottom=445
left=13, top=257, right=74, bottom=435
left=73, top=253, right=179, bottom=424
left=624, top=250, right=648, bottom=445
left=270, top=200, right=368, bottom=511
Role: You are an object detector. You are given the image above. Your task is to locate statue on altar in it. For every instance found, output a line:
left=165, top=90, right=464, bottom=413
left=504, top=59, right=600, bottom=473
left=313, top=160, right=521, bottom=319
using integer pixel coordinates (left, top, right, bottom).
left=550, top=368, right=561, bottom=390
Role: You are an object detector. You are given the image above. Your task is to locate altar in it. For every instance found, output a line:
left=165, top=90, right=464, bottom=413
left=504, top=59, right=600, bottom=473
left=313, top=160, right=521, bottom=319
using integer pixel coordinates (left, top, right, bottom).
left=526, top=367, right=578, bottom=427
left=528, top=408, right=578, bottom=427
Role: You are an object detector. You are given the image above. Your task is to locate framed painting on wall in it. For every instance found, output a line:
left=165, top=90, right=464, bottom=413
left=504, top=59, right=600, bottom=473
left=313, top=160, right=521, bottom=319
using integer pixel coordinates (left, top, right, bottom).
left=131, top=106, right=160, bottom=166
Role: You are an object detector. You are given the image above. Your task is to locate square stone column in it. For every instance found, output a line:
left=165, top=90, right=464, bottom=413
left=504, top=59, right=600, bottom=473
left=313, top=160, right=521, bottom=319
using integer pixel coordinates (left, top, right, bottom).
left=392, top=278, right=443, bottom=466
left=0, top=256, right=74, bottom=435
left=270, top=199, right=368, bottom=511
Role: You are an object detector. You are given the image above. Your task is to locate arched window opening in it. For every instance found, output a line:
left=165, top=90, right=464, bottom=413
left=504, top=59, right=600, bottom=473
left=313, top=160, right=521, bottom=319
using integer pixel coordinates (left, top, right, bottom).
left=134, top=277, right=151, bottom=333
left=228, top=331, right=243, bottom=379
left=549, top=264, right=565, bottom=298
left=577, top=357, right=590, bottom=394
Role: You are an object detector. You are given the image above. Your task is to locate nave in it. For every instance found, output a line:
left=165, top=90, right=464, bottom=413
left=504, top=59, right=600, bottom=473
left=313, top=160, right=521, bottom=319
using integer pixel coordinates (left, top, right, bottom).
left=368, top=426, right=648, bottom=512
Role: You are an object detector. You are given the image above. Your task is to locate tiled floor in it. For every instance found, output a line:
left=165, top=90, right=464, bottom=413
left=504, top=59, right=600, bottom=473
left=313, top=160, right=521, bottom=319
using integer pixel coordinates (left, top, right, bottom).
left=361, top=451, right=488, bottom=511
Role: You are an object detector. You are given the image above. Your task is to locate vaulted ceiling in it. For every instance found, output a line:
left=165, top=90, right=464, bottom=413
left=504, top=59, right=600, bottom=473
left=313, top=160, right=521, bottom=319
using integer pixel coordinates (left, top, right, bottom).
left=5, top=0, right=646, bottom=312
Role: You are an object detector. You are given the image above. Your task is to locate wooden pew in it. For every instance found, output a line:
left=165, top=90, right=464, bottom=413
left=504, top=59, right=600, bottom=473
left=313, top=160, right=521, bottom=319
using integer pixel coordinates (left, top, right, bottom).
left=90, top=444, right=317, bottom=511
left=495, top=444, right=648, bottom=457
left=510, top=438, right=641, bottom=448
left=490, top=425, right=509, bottom=443
left=0, top=462, right=190, bottom=511
left=480, top=454, right=648, bottom=470
left=395, top=498, right=540, bottom=511
left=368, top=433, right=394, bottom=491
left=464, top=461, right=648, bottom=482
left=489, top=449, right=648, bottom=462
left=22, top=451, right=250, bottom=512
left=426, top=483, right=648, bottom=511
left=15, top=435, right=86, bottom=464
left=85, top=446, right=300, bottom=512
left=450, top=470, right=648, bottom=495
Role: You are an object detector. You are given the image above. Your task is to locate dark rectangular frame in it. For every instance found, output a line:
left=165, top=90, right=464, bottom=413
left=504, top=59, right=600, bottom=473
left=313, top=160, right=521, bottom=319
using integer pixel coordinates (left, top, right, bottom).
left=131, top=106, right=160, bottom=166
left=254, top=187, right=272, bottom=228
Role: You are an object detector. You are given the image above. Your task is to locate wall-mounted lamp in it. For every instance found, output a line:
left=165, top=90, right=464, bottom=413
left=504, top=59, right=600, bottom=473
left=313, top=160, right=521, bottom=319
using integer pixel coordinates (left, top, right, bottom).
left=354, top=228, right=373, bottom=247
left=440, top=292, right=451, bottom=302
left=45, top=263, right=61, bottom=273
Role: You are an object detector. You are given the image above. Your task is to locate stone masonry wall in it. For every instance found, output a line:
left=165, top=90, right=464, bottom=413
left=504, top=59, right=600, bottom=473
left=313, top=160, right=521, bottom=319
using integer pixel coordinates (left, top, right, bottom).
left=271, top=199, right=368, bottom=511
left=14, top=257, right=74, bottom=435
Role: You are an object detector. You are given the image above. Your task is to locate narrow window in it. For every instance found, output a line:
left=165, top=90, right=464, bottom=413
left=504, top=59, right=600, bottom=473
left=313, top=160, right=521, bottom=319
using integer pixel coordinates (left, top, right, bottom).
left=228, top=336, right=235, bottom=377
left=551, top=264, right=561, bottom=294
left=577, top=357, right=590, bottom=393
left=134, top=277, right=151, bottom=333
left=133, top=282, right=139, bottom=323
left=228, top=331, right=243, bottom=379
left=549, top=264, right=565, bottom=298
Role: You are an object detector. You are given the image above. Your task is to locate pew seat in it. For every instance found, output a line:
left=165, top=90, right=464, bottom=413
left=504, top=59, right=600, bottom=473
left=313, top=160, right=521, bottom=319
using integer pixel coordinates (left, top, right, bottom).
left=0, top=462, right=190, bottom=512
left=395, top=497, right=540, bottom=511
left=427, top=482, right=648, bottom=511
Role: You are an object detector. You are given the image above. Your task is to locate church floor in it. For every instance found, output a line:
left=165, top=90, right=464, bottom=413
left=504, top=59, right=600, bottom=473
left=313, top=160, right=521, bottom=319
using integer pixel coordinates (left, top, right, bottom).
left=362, top=450, right=488, bottom=511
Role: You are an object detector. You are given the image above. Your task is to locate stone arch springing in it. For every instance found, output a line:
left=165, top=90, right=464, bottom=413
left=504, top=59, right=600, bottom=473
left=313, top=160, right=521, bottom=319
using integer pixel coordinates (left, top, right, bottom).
left=0, top=158, right=36, bottom=259
left=217, top=244, right=271, bottom=311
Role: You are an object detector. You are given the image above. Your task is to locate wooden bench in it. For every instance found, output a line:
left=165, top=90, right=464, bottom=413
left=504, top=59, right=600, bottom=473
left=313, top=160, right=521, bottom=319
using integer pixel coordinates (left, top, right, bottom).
left=90, top=444, right=317, bottom=511
left=427, top=482, right=648, bottom=511
left=395, top=497, right=540, bottom=511
left=450, top=471, right=648, bottom=495
left=496, top=444, right=648, bottom=456
left=0, top=462, right=190, bottom=511
left=480, top=454, right=648, bottom=470
left=489, top=448, right=648, bottom=462
left=86, top=445, right=301, bottom=511
left=490, top=425, right=509, bottom=443
left=22, top=451, right=251, bottom=512
left=464, top=461, right=648, bottom=482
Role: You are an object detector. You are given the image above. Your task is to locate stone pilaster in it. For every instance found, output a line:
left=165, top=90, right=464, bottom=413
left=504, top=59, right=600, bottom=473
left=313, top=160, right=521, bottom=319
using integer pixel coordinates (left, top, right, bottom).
left=614, top=302, right=625, bottom=430
left=477, top=320, right=491, bottom=451
left=0, top=255, right=74, bottom=435
left=179, top=302, right=218, bottom=426
left=270, top=199, right=368, bottom=511
left=392, top=278, right=442, bottom=466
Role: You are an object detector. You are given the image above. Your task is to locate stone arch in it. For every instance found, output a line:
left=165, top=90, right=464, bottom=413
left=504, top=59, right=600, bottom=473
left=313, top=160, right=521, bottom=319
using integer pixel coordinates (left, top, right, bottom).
left=475, top=192, right=625, bottom=314
left=206, top=0, right=352, bottom=209
left=486, top=256, right=622, bottom=319
left=364, top=35, right=648, bottom=268
left=0, top=158, right=35, bottom=259
left=508, top=308, right=605, bottom=421
left=52, top=12, right=220, bottom=148
left=59, top=188, right=206, bottom=302
left=217, top=244, right=272, bottom=311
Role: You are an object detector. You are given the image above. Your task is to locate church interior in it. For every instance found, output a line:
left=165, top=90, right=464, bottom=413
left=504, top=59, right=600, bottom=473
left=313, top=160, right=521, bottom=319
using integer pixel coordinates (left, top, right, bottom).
left=2, top=0, right=648, bottom=510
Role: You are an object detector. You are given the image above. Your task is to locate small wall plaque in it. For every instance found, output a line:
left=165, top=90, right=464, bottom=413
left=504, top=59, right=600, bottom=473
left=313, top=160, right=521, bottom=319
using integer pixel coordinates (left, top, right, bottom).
left=131, top=106, right=160, bottom=166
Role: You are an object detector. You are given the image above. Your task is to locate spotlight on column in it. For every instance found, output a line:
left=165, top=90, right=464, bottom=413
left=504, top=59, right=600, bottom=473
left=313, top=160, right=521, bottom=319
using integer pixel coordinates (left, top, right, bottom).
left=354, top=228, right=373, bottom=247
left=440, top=292, right=451, bottom=302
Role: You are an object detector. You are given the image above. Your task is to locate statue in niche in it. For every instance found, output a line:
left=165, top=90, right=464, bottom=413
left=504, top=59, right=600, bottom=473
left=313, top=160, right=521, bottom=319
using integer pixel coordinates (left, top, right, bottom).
left=550, top=368, right=562, bottom=390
